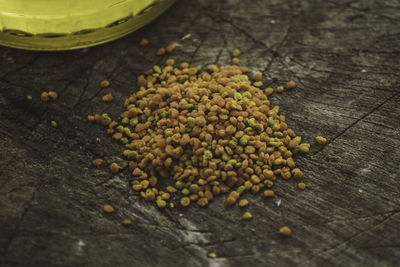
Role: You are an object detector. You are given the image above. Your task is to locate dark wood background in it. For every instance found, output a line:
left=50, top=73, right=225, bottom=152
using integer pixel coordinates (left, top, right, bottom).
left=1, top=0, right=399, bottom=266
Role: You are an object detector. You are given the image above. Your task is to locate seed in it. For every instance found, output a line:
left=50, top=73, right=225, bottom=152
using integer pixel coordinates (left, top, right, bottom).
left=27, top=95, right=32, bottom=100
left=242, top=211, right=253, bottom=220
left=92, top=158, right=104, bottom=166
left=253, top=72, right=262, bottom=82
left=100, top=80, right=110, bottom=88
left=166, top=44, right=175, bottom=53
left=232, top=57, right=239, bottom=65
left=41, top=92, right=49, bottom=102
left=102, top=93, right=113, bottom=102
left=48, top=91, right=58, bottom=100
left=156, top=47, right=166, bottom=56
left=276, top=86, right=284, bottom=93
left=225, top=196, right=236, bottom=206
left=103, top=204, right=114, bottom=213
left=156, top=199, right=167, bottom=208
left=166, top=186, right=177, bottom=193
left=279, top=226, right=291, bottom=236
left=285, top=81, right=296, bottom=89
left=232, top=49, right=241, bottom=57
left=110, top=162, right=120, bottom=173
left=253, top=81, right=263, bottom=87
left=122, top=219, right=132, bottom=225
left=180, top=197, right=191, bottom=207
left=265, top=87, right=274, bottom=96
left=208, top=252, right=217, bottom=258
left=263, top=190, right=274, bottom=197
left=315, top=136, right=327, bottom=145
left=181, top=188, right=190, bottom=195
left=298, top=182, right=306, bottom=190
left=166, top=58, right=175, bottom=65
left=299, top=143, right=310, bottom=153
left=238, top=199, right=249, bottom=207
left=50, top=121, right=57, bottom=127
left=140, top=38, right=149, bottom=46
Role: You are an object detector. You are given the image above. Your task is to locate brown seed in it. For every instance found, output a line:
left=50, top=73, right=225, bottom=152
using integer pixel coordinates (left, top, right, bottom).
left=265, top=87, right=274, bottom=96
left=263, top=190, right=275, bottom=197
left=157, top=47, right=166, bottom=56
left=276, top=86, right=284, bottom=93
left=166, top=44, right=176, bottom=53
left=298, top=182, right=306, bottom=190
left=166, top=58, right=175, bottom=66
left=102, top=93, right=113, bottom=102
left=103, top=204, right=114, bottom=213
left=110, top=162, right=120, bottom=173
left=315, top=136, right=327, bottom=145
left=285, top=80, right=296, bottom=89
left=140, top=38, right=149, bottom=46
left=232, top=57, right=239, bottom=65
left=279, top=226, right=291, bottom=236
left=232, top=49, right=241, bottom=57
left=92, top=158, right=104, bottom=167
left=41, top=92, right=49, bottom=102
left=238, top=199, right=249, bottom=207
left=225, top=196, right=236, bottom=206
left=48, top=91, right=58, bottom=100
left=180, top=197, right=191, bottom=207
left=253, top=72, right=262, bottom=82
left=100, top=80, right=110, bottom=88
left=293, top=170, right=303, bottom=179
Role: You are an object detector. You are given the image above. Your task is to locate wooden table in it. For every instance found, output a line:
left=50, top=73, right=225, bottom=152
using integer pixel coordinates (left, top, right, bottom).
left=1, top=0, right=399, bottom=266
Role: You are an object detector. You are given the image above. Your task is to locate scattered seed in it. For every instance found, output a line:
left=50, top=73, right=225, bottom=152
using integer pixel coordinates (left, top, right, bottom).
left=232, top=49, right=241, bottom=57
left=26, top=95, right=32, bottom=100
left=166, top=44, right=176, bottom=53
left=140, top=38, right=149, bottom=46
left=156, top=47, right=166, bottom=56
left=263, top=190, right=275, bottom=197
left=92, top=158, right=104, bottom=166
left=50, top=121, right=57, bottom=127
left=253, top=72, right=262, bottom=82
left=315, top=136, right=327, bottom=145
left=180, top=197, right=191, bottom=207
left=298, top=182, right=306, bottom=190
left=279, top=226, right=291, bottom=236
left=232, top=57, right=239, bottom=65
left=48, top=91, right=58, bottom=100
left=122, top=219, right=132, bottom=225
left=41, top=92, right=49, bottom=102
left=285, top=80, right=296, bottom=89
left=102, top=93, right=113, bottom=102
left=208, top=252, right=217, bottom=258
left=103, top=204, right=114, bottom=213
left=110, top=162, right=120, bottom=173
left=242, top=211, right=253, bottom=220
left=100, top=80, right=110, bottom=88
left=238, top=199, right=249, bottom=207
left=276, top=86, right=284, bottom=93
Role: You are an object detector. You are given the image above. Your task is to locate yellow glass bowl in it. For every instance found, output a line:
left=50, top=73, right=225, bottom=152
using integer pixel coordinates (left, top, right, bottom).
left=0, top=0, right=175, bottom=51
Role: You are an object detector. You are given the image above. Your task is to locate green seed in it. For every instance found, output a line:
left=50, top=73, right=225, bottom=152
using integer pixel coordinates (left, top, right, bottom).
left=156, top=199, right=167, bottom=208
left=164, top=157, right=173, bottom=167
left=234, top=92, right=242, bottom=100
left=165, top=130, right=173, bottom=137
left=243, top=92, right=252, bottom=98
left=181, top=188, right=190, bottom=195
left=153, top=65, right=162, bottom=74
left=130, top=117, right=139, bottom=126
left=144, top=107, right=151, bottom=117
left=247, top=118, right=256, bottom=127
left=237, top=185, right=246, bottom=194
left=122, top=117, right=129, bottom=124
left=219, top=114, right=228, bottom=120
left=242, top=212, right=253, bottom=220
left=175, top=181, right=184, bottom=189
left=214, top=170, right=221, bottom=177
left=186, top=104, right=194, bottom=110
left=187, top=117, right=195, bottom=127
left=128, top=151, right=138, bottom=159
left=203, top=150, right=213, bottom=160
left=101, top=113, right=112, bottom=126
left=120, top=137, right=129, bottom=144
left=227, top=159, right=237, bottom=166
left=253, top=81, right=263, bottom=87
left=273, top=131, right=283, bottom=138
left=299, top=143, right=310, bottom=153
left=145, top=68, right=154, bottom=75
left=51, top=121, right=57, bottom=127
left=293, top=136, right=302, bottom=144
left=189, top=184, right=200, bottom=194
left=267, top=117, right=275, bottom=126
left=222, top=152, right=231, bottom=161
left=272, top=106, right=280, bottom=113
left=167, top=186, right=177, bottom=193
left=147, top=87, right=156, bottom=94
left=229, top=140, right=237, bottom=149
left=159, top=72, right=166, bottom=80
left=122, top=219, right=132, bottom=225
left=201, top=141, right=209, bottom=147
left=240, top=135, right=250, bottom=145
left=147, top=153, right=155, bottom=160
left=269, top=141, right=281, bottom=147
left=124, top=127, right=132, bottom=136
left=161, top=111, right=169, bottom=118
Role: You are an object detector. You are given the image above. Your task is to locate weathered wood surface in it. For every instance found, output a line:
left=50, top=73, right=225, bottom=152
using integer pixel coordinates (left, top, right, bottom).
left=1, top=0, right=400, bottom=266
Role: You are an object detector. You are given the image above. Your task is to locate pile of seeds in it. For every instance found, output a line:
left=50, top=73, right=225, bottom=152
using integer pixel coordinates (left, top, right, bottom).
left=90, top=56, right=310, bottom=208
